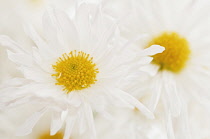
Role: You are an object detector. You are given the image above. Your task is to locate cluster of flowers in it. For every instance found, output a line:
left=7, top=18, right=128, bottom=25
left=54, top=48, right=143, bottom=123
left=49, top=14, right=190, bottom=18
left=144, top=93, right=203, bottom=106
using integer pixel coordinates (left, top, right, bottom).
left=0, top=0, right=210, bottom=139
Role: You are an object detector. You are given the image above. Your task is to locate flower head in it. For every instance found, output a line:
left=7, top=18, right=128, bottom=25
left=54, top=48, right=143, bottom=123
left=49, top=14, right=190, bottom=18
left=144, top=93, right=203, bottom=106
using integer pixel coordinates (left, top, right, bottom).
left=0, top=3, right=164, bottom=139
left=116, top=0, right=210, bottom=138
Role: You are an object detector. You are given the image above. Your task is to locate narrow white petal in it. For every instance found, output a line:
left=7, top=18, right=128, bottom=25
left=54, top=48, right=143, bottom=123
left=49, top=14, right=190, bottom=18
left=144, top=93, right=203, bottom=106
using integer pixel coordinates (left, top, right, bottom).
left=42, top=10, right=62, bottom=54
left=43, top=8, right=80, bottom=52
left=16, top=108, right=47, bottom=136
left=24, top=24, right=55, bottom=59
left=92, top=20, right=118, bottom=59
left=139, top=64, right=159, bottom=76
left=50, top=111, right=63, bottom=135
left=75, top=3, right=93, bottom=48
left=20, top=66, right=52, bottom=83
left=84, top=103, right=97, bottom=139
left=179, top=103, right=192, bottom=139
left=149, top=74, right=163, bottom=112
left=78, top=109, right=86, bottom=134
left=0, top=35, right=26, bottom=53
left=138, top=45, right=165, bottom=56
left=55, top=10, right=79, bottom=48
left=112, top=88, right=154, bottom=119
left=1, top=96, right=31, bottom=109
left=67, top=92, right=82, bottom=107
left=105, top=87, right=134, bottom=109
left=24, top=24, right=47, bottom=50
left=163, top=71, right=181, bottom=117
left=7, top=50, right=33, bottom=66
left=0, top=78, right=28, bottom=88
left=63, top=115, right=76, bottom=139
left=61, top=110, right=68, bottom=122
left=137, top=56, right=153, bottom=65
left=166, top=112, right=175, bottom=139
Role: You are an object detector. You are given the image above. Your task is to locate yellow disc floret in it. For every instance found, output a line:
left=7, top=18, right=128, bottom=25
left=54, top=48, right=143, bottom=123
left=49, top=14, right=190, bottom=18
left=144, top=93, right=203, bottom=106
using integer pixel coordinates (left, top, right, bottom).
left=52, top=50, right=99, bottom=93
left=38, top=132, right=63, bottom=139
left=148, top=32, right=190, bottom=73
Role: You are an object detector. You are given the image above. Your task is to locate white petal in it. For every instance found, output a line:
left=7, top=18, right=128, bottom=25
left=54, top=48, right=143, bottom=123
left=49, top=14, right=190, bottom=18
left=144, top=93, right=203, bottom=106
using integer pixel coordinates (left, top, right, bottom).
left=84, top=103, right=97, bottom=139
left=104, top=87, right=134, bottom=109
left=92, top=18, right=117, bottom=57
left=112, top=88, right=154, bottom=119
left=7, top=50, right=33, bottom=66
left=61, top=110, right=68, bottom=121
left=77, top=109, right=86, bottom=134
left=163, top=71, right=181, bottom=117
left=0, top=78, right=28, bottom=88
left=138, top=45, right=165, bottom=56
left=137, top=56, right=153, bottom=65
left=16, top=108, right=47, bottom=136
left=24, top=24, right=55, bottom=59
left=45, top=8, right=79, bottom=51
left=165, top=112, right=175, bottom=139
left=20, top=66, right=52, bottom=83
left=67, top=92, right=82, bottom=107
left=139, top=64, right=159, bottom=76
left=56, top=10, right=80, bottom=49
left=178, top=103, right=192, bottom=139
left=1, top=96, right=31, bottom=109
left=63, top=115, right=76, bottom=139
left=148, top=73, right=163, bottom=112
left=75, top=3, right=93, bottom=48
left=42, top=11, right=62, bottom=54
left=0, top=35, right=26, bottom=53
left=50, top=111, right=63, bottom=135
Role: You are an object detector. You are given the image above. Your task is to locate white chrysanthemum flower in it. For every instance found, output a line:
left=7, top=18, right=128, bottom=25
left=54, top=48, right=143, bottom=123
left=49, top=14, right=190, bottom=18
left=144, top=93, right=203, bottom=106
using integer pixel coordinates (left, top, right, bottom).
left=0, top=3, right=164, bottom=139
left=117, top=0, right=210, bottom=138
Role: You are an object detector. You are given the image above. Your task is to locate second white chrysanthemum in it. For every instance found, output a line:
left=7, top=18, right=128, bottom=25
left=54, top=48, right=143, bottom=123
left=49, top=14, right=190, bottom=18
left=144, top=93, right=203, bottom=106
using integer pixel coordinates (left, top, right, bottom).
left=118, top=0, right=210, bottom=138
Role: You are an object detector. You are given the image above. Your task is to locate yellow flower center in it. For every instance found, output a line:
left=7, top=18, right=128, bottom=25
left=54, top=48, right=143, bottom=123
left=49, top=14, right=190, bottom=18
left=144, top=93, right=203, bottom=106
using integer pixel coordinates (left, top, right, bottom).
left=38, top=132, right=63, bottom=139
left=52, top=50, right=99, bottom=93
left=148, top=32, right=190, bottom=73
